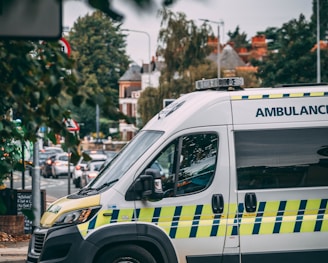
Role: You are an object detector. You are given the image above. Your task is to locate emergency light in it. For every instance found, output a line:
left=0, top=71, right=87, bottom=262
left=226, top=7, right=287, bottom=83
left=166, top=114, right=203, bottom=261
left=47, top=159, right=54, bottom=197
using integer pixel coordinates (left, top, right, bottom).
left=196, top=77, right=244, bottom=90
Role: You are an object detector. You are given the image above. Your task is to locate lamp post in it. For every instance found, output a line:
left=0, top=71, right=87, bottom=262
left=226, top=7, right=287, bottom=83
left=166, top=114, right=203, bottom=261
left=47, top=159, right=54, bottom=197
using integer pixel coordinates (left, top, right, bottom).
left=317, top=0, right=321, bottom=83
left=200, top=19, right=224, bottom=78
left=122, top=29, right=152, bottom=87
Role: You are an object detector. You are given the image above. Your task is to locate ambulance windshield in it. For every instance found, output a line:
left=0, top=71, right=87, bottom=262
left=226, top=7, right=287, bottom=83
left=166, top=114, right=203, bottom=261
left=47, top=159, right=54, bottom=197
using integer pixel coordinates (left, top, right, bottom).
left=87, top=130, right=164, bottom=191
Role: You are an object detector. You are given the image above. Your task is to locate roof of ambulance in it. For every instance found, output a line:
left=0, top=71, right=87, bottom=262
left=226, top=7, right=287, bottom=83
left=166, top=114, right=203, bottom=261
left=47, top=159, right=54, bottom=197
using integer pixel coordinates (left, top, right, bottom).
left=143, top=81, right=328, bottom=133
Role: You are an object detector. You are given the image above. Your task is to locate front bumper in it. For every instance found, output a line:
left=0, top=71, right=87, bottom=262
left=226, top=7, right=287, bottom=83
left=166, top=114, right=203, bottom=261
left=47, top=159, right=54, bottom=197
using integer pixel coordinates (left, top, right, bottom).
left=27, top=225, right=96, bottom=263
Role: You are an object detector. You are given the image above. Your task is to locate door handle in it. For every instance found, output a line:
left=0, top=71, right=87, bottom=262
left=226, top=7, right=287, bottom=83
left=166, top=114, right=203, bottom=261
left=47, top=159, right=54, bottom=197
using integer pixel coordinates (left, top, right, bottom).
left=244, top=192, right=257, bottom=212
left=212, top=194, right=224, bottom=214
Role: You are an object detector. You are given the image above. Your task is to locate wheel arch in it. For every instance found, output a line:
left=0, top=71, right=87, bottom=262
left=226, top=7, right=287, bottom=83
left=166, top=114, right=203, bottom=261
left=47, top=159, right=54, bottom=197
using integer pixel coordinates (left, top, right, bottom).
left=84, top=223, right=178, bottom=263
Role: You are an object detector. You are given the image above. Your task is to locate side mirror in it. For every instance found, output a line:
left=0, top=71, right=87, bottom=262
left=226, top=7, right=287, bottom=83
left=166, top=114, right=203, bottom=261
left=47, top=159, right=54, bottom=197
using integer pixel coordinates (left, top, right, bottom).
left=144, top=168, right=164, bottom=200
left=125, top=168, right=164, bottom=201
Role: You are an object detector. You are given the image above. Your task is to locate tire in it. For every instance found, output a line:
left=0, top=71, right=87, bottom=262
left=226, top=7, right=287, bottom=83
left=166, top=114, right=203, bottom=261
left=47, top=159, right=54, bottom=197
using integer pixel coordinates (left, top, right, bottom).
left=96, top=245, right=156, bottom=263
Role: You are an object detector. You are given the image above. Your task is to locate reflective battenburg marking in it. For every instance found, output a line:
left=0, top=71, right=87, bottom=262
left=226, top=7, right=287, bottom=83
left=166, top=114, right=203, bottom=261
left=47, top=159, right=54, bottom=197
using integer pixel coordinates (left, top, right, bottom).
left=78, top=199, right=328, bottom=239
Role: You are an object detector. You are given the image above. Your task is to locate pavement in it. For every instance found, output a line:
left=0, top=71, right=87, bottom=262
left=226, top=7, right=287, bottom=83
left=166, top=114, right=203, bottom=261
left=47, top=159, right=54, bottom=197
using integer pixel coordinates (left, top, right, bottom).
left=0, top=195, right=58, bottom=263
left=0, top=241, right=29, bottom=263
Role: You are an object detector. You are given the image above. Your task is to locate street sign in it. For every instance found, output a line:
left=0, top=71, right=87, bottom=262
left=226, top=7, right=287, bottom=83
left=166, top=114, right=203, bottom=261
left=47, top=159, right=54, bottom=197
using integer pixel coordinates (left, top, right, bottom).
left=59, top=37, right=71, bottom=57
left=64, top=118, right=79, bottom=132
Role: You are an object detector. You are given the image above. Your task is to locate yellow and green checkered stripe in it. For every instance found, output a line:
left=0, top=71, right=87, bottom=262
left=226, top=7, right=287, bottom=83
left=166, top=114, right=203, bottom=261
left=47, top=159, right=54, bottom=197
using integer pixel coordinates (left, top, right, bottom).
left=231, top=91, right=328, bottom=101
left=238, top=199, right=328, bottom=235
left=78, top=198, right=328, bottom=238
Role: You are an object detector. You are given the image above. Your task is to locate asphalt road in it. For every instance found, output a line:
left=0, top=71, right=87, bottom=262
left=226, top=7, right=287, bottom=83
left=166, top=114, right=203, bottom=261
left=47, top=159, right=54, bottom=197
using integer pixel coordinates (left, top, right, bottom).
left=5, top=171, right=79, bottom=200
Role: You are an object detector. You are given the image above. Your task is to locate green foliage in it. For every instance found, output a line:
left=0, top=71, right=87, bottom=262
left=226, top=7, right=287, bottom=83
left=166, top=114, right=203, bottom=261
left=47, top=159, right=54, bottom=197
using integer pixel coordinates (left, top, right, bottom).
left=138, top=62, right=217, bottom=125
left=157, top=8, right=213, bottom=81
left=67, top=11, right=130, bottom=131
left=0, top=137, right=21, bottom=185
left=0, top=40, right=78, bottom=184
left=255, top=14, right=328, bottom=86
left=310, top=0, right=328, bottom=38
left=227, top=26, right=250, bottom=49
left=137, top=87, right=161, bottom=126
left=136, top=8, right=215, bottom=125
left=257, top=27, right=282, bottom=51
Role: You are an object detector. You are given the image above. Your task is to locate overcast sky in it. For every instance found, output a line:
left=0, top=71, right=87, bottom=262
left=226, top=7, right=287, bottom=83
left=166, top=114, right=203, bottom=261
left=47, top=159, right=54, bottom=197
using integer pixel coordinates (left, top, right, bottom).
left=63, top=0, right=313, bottom=65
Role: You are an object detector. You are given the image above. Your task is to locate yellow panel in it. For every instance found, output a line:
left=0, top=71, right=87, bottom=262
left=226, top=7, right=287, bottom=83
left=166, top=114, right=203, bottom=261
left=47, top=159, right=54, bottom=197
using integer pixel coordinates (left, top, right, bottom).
left=175, top=206, right=196, bottom=238
left=301, top=215, right=317, bottom=233
left=269, top=94, right=283, bottom=98
left=259, top=221, right=275, bottom=235
left=248, top=95, right=263, bottom=99
left=309, top=92, right=324, bottom=97
left=94, top=209, right=112, bottom=228
left=117, top=208, right=134, bottom=222
left=138, top=207, right=155, bottom=222
left=304, top=200, right=320, bottom=216
left=289, top=93, right=304, bottom=98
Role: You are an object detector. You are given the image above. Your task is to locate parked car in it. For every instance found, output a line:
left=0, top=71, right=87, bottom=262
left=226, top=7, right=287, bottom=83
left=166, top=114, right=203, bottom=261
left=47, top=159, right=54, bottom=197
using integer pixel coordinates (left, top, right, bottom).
left=73, top=151, right=108, bottom=188
left=80, top=159, right=107, bottom=187
left=51, top=152, right=74, bottom=178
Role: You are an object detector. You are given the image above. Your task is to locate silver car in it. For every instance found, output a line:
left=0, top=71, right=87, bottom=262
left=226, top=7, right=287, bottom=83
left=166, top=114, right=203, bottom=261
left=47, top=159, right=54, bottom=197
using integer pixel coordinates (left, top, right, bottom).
left=51, top=152, right=74, bottom=178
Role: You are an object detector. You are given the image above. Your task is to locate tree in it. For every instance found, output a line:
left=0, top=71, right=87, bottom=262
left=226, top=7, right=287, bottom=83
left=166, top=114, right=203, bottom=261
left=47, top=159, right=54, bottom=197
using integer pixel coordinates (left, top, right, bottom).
left=227, top=26, right=250, bottom=49
left=67, top=11, right=130, bottom=135
left=310, top=0, right=328, bottom=39
left=138, top=61, right=217, bottom=125
left=0, top=40, right=79, bottom=184
left=257, top=27, right=281, bottom=51
left=157, top=8, right=213, bottom=81
left=254, top=14, right=327, bottom=86
left=136, top=9, right=215, bottom=126
left=137, top=87, right=161, bottom=126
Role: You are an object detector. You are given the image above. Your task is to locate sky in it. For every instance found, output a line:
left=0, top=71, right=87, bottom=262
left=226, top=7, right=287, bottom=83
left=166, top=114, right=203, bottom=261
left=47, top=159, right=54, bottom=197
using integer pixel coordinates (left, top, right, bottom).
left=63, top=0, right=313, bottom=65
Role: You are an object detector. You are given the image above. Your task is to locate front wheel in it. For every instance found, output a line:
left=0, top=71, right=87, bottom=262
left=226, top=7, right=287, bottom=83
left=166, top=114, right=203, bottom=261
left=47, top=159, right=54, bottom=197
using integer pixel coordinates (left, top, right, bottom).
left=96, top=245, right=156, bottom=263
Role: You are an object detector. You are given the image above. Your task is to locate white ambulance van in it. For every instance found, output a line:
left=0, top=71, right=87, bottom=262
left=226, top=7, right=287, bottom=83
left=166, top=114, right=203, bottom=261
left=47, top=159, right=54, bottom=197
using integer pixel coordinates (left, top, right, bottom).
left=27, top=77, right=328, bottom=263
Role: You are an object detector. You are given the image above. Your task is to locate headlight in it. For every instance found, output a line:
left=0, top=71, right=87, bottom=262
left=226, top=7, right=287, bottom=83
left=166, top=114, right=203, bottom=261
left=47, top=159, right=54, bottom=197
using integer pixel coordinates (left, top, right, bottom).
left=54, top=206, right=101, bottom=226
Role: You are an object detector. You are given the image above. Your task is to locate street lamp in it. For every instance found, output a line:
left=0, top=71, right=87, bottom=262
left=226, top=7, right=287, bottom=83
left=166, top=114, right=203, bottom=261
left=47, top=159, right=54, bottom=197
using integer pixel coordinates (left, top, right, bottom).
left=316, top=0, right=321, bottom=83
left=200, top=19, right=224, bottom=78
left=122, top=29, right=152, bottom=87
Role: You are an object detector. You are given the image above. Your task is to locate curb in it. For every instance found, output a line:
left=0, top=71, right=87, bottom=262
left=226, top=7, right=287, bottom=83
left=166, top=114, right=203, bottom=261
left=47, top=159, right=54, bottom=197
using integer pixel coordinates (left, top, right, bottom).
left=0, top=245, right=28, bottom=263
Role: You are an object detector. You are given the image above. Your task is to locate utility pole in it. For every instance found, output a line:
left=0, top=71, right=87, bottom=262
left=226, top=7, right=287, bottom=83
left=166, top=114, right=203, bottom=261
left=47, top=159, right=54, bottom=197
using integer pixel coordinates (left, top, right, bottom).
left=200, top=19, right=224, bottom=78
left=122, top=29, right=152, bottom=86
left=317, top=0, right=321, bottom=83
left=32, top=139, right=41, bottom=230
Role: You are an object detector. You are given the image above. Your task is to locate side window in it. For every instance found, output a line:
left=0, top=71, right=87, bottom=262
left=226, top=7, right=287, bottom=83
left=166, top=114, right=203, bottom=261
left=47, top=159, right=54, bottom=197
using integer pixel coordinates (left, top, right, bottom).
left=235, top=128, right=328, bottom=190
left=147, top=133, right=218, bottom=197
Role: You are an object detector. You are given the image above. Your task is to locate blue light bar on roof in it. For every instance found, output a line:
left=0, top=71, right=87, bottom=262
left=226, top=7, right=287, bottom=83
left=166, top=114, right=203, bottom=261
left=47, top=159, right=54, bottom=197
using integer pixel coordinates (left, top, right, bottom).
left=195, top=77, right=244, bottom=90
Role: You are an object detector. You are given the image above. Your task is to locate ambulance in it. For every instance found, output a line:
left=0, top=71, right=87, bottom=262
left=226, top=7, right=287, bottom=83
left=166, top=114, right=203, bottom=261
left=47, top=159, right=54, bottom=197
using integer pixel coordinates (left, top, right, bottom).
left=27, top=77, right=328, bottom=263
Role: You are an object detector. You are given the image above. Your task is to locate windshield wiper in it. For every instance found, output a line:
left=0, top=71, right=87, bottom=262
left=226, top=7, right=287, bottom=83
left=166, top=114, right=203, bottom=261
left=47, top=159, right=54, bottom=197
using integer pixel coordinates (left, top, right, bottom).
left=77, top=179, right=119, bottom=195
left=78, top=187, right=97, bottom=195
left=96, top=179, right=119, bottom=191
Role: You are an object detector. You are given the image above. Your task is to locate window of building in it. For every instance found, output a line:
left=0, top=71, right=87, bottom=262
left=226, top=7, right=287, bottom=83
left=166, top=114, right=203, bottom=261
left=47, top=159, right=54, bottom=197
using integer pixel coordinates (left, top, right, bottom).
left=146, top=133, right=218, bottom=197
left=235, top=128, right=328, bottom=190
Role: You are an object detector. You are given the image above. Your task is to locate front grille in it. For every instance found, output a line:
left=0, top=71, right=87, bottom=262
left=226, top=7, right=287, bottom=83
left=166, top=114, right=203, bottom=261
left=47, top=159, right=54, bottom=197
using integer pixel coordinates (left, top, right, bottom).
left=34, top=232, right=46, bottom=254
